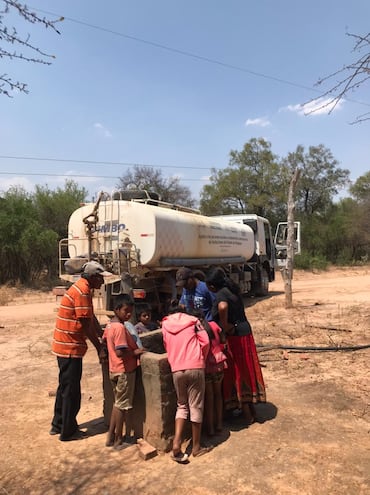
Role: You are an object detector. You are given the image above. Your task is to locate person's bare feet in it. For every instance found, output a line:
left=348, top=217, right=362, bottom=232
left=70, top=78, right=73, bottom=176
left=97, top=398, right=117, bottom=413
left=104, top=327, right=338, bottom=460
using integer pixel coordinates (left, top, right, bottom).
left=242, top=403, right=256, bottom=425
left=105, top=433, right=114, bottom=447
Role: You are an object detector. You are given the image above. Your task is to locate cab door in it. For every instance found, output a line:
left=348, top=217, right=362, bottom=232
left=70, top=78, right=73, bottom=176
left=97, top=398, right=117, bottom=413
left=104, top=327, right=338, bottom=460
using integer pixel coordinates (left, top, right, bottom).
left=274, top=222, right=301, bottom=267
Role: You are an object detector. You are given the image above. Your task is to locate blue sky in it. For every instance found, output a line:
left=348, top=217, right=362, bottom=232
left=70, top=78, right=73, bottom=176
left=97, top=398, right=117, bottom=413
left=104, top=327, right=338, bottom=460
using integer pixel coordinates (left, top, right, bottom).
left=1, top=0, right=370, bottom=202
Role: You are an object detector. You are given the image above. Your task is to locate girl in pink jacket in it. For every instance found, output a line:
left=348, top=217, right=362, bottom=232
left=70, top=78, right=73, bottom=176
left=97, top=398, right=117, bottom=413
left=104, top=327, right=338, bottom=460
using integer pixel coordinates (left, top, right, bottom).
left=162, top=308, right=211, bottom=462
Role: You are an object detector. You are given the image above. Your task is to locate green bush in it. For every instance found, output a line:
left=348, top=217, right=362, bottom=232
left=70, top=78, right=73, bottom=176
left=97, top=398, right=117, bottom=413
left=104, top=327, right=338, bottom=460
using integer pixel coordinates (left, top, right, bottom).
left=294, top=251, right=329, bottom=271
left=335, top=248, right=355, bottom=266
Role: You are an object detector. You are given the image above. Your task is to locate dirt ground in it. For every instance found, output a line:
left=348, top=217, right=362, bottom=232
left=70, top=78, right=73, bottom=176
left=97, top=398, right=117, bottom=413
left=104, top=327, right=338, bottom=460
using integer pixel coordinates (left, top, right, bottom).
left=0, top=267, right=369, bottom=495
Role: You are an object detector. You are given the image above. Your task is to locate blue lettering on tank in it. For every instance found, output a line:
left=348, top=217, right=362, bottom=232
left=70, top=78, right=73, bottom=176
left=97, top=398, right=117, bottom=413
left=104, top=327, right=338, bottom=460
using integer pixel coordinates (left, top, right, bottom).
left=96, top=222, right=126, bottom=233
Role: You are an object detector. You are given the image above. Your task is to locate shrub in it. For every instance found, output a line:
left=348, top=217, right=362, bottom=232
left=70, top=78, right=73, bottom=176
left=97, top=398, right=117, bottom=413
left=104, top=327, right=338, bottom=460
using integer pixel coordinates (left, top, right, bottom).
left=0, top=286, right=13, bottom=306
left=294, top=251, right=329, bottom=271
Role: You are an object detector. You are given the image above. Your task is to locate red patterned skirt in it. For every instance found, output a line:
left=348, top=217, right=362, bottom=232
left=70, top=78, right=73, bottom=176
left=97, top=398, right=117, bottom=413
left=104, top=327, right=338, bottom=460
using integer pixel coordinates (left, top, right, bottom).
left=222, top=334, right=266, bottom=409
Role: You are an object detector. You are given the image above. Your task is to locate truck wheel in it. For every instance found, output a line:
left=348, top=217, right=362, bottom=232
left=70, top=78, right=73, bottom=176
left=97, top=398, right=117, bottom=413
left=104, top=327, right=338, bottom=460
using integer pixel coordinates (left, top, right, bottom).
left=254, top=267, right=269, bottom=296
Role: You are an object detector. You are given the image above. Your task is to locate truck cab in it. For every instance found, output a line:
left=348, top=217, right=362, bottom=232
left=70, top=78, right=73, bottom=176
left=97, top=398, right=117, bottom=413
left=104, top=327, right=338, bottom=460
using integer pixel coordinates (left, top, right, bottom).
left=211, top=214, right=275, bottom=296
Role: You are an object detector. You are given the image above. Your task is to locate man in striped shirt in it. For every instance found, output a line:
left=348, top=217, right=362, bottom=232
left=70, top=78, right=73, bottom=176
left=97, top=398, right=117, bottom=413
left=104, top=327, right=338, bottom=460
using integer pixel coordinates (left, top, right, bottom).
left=50, top=261, right=112, bottom=441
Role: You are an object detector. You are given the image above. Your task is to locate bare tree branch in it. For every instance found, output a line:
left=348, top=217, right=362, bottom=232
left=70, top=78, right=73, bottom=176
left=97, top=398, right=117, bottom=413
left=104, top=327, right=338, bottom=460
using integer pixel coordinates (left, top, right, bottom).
left=0, top=72, right=27, bottom=95
left=0, top=0, right=63, bottom=96
left=351, top=110, right=370, bottom=124
left=306, top=32, right=370, bottom=123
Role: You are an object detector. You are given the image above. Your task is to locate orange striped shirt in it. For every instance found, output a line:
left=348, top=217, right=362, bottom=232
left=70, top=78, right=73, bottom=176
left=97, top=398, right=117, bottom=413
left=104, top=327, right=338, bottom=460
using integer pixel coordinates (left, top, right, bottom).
left=52, top=277, right=93, bottom=358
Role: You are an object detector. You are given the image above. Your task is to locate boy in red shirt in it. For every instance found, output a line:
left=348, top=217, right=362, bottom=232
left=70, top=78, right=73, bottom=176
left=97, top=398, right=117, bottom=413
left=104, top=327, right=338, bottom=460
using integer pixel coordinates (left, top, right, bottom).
left=103, top=294, right=145, bottom=450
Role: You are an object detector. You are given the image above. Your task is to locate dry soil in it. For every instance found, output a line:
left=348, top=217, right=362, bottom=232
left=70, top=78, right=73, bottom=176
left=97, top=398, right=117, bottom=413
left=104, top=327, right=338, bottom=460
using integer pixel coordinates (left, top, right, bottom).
left=0, top=267, right=369, bottom=495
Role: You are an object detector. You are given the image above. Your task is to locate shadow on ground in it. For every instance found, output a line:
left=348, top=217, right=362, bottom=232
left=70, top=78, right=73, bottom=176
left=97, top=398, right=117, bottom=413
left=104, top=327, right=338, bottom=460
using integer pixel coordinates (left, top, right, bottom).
left=79, top=416, right=107, bottom=437
left=224, top=401, right=278, bottom=432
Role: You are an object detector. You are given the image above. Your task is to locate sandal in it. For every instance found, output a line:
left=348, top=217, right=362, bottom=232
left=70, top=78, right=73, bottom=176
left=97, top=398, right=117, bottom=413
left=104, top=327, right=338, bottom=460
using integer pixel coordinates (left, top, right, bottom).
left=192, top=446, right=213, bottom=457
left=170, top=451, right=189, bottom=463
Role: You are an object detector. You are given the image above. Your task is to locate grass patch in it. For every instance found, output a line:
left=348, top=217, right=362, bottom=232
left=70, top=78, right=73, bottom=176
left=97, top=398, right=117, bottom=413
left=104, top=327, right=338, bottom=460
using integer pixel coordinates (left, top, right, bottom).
left=0, top=286, right=14, bottom=306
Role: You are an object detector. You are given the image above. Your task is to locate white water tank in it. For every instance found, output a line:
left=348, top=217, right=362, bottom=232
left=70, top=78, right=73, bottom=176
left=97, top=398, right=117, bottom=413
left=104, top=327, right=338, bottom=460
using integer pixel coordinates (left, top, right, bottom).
left=67, top=201, right=255, bottom=267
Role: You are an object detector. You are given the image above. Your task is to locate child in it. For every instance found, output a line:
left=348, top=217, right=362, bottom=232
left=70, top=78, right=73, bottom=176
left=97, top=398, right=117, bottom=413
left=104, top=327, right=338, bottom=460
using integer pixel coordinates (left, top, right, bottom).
left=203, top=320, right=227, bottom=436
left=134, top=304, right=158, bottom=334
left=162, top=306, right=211, bottom=462
left=103, top=294, right=145, bottom=450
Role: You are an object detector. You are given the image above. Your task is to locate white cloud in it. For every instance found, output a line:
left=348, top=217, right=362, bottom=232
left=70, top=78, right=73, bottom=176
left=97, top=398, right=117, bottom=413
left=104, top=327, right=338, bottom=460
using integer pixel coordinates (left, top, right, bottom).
left=93, top=122, right=112, bottom=138
left=0, top=176, right=35, bottom=193
left=0, top=173, right=113, bottom=201
left=245, top=117, right=271, bottom=127
left=52, top=173, right=112, bottom=200
left=281, top=97, right=344, bottom=116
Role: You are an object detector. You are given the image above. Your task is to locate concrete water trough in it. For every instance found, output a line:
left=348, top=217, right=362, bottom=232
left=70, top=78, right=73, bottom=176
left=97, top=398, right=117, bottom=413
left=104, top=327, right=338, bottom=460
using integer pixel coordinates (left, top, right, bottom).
left=103, top=329, right=178, bottom=452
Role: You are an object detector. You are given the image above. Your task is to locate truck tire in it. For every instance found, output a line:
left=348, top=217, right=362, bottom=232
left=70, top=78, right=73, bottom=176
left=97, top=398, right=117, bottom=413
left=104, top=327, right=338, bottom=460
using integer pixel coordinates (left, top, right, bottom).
left=254, top=267, right=269, bottom=296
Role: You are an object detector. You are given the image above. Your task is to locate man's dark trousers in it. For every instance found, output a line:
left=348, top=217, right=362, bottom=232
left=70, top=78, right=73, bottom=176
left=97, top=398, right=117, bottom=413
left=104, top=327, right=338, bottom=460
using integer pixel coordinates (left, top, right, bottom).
left=51, top=356, right=83, bottom=440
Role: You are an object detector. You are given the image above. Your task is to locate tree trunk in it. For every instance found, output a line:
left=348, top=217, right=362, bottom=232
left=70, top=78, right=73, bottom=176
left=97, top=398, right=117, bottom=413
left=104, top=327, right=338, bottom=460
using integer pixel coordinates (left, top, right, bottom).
left=280, top=168, right=301, bottom=308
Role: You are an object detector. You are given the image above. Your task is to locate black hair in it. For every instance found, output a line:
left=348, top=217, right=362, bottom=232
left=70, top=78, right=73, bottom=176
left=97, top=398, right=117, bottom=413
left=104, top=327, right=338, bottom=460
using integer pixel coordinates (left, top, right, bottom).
left=192, top=269, right=206, bottom=281
left=186, top=308, right=215, bottom=340
left=200, top=318, right=215, bottom=340
left=112, top=293, right=134, bottom=310
left=167, top=303, right=187, bottom=315
left=205, top=266, right=241, bottom=296
left=136, top=303, right=152, bottom=316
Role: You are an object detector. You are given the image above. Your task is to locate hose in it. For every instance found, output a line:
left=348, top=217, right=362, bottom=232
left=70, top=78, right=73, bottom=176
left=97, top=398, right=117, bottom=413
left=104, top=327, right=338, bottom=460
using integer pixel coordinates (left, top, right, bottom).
left=256, top=343, right=370, bottom=353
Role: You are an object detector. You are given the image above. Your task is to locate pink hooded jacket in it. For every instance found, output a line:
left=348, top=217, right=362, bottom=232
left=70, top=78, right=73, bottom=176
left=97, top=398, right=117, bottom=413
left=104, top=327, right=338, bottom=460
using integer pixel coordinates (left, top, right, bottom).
left=162, top=312, right=210, bottom=373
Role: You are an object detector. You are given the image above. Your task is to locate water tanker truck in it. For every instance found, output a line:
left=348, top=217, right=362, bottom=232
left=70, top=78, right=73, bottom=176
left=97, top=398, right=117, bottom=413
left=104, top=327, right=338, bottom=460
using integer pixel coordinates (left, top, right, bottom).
left=59, top=191, right=278, bottom=317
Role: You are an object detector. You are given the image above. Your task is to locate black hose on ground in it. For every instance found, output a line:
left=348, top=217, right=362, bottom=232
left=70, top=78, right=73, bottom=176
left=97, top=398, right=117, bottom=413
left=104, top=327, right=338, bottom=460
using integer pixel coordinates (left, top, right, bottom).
left=256, top=344, right=370, bottom=352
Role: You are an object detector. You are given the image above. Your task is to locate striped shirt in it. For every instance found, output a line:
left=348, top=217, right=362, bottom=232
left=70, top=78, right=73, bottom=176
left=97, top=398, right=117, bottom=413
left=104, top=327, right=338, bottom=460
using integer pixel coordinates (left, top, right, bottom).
left=52, top=277, right=93, bottom=358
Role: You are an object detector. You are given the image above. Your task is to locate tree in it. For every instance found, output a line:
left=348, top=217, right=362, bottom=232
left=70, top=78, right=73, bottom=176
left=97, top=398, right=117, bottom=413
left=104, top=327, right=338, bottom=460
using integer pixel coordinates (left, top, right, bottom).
left=0, top=181, right=85, bottom=284
left=34, top=180, right=88, bottom=239
left=349, top=170, right=370, bottom=201
left=279, top=168, right=301, bottom=309
left=0, top=186, right=57, bottom=284
left=284, top=145, right=350, bottom=216
left=33, top=180, right=88, bottom=279
left=348, top=172, right=370, bottom=261
left=116, top=165, right=196, bottom=208
left=284, top=145, right=350, bottom=267
left=200, top=138, right=289, bottom=224
left=325, top=199, right=370, bottom=263
left=0, top=0, right=63, bottom=96
left=310, top=32, right=370, bottom=123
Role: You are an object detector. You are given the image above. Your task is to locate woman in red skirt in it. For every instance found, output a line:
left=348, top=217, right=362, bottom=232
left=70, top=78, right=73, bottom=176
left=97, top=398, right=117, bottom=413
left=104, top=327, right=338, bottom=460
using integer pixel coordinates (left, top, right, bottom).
left=205, top=267, right=266, bottom=424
